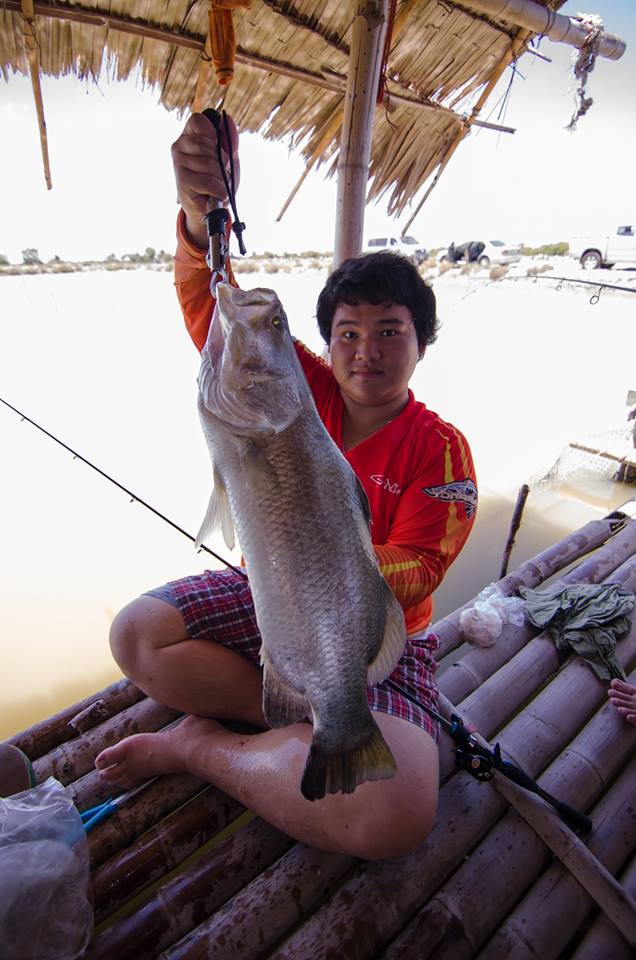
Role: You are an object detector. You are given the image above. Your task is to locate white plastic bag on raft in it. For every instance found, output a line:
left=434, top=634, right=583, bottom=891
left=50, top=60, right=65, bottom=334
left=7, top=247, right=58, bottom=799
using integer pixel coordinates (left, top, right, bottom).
left=459, top=583, right=526, bottom=647
left=0, top=777, right=93, bottom=960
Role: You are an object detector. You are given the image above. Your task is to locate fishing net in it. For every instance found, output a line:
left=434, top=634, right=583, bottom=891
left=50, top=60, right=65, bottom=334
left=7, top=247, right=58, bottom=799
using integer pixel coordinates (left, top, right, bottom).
left=530, top=426, right=636, bottom=492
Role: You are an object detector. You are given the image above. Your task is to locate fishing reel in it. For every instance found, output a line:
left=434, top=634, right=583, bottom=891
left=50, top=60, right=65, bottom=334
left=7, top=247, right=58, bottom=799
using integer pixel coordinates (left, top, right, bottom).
left=454, top=743, right=495, bottom=781
left=450, top=717, right=496, bottom=781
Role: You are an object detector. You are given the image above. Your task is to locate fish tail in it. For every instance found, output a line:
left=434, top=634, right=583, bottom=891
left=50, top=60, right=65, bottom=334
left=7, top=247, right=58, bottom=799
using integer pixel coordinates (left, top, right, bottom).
left=300, top=720, right=396, bottom=802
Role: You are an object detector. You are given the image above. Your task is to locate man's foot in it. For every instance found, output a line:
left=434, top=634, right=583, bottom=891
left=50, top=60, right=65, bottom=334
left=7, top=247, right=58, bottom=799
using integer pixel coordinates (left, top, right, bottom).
left=608, top=678, right=636, bottom=726
left=95, top=716, right=223, bottom=789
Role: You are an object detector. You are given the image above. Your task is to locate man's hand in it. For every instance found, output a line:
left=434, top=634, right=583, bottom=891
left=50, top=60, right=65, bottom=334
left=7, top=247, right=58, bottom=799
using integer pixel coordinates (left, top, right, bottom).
left=171, top=112, right=240, bottom=250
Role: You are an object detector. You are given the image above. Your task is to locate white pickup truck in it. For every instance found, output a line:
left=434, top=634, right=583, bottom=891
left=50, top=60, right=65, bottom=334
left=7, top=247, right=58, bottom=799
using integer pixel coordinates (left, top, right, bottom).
left=569, top=224, right=636, bottom=269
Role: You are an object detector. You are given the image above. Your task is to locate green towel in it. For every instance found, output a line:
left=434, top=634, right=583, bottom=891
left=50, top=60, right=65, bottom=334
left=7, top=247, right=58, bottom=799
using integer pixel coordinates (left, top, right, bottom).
left=520, top=582, right=634, bottom=681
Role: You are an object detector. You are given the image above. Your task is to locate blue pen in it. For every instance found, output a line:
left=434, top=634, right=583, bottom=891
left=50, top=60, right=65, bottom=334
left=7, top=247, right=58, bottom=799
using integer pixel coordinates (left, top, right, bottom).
left=79, top=778, right=158, bottom=832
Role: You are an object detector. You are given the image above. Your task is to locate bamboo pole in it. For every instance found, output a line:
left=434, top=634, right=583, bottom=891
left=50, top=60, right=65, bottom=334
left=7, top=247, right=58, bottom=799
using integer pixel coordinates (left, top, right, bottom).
left=333, top=0, right=389, bottom=266
left=443, top=600, right=636, bottom=786
left=439, top=550, right=636, bottom=730
left=20, top=0, right=52, bottom=189
left=460, top=0, right=626, bottom=59
left=571, top=853, right=636, bottom=960
left=475, top=758, right=636, bottom=958
left=88, top=773, right=208, bottom=869
left=32, top=698, right=182, bottom=784
left=7, top=678, right=144, bottom=760
left=159, top=845, right=355, bottom=959
left=85, top=818, right=294, bottom=960
left=268, top=665, right=636, bottom=960
left=92, top=787, right=244, bottom=919
left=383, top=708, right=636, bottom=959
left=435, top=514, right=635, bottom=662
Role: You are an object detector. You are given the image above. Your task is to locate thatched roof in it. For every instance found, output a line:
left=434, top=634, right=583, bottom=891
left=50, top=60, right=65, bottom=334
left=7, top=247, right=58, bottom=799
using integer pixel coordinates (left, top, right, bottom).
left=0, top=0, right=612, bottom=213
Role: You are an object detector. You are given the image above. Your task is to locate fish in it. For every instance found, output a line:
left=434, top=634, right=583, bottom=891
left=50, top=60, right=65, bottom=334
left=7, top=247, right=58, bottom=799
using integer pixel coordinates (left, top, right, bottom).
left=422, top=478, right=478, bottom=518
left=195, top=283, right=406, bottom=801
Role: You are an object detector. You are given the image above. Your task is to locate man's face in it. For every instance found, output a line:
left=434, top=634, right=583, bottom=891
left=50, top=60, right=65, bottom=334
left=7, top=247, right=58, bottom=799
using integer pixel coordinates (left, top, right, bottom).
left=328, top=301, right=421, bottom=409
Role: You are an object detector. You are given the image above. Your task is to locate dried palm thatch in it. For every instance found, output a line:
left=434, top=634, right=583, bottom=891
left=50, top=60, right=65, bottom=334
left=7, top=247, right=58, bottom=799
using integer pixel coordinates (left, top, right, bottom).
left=0, top=0, right=627, bottom=215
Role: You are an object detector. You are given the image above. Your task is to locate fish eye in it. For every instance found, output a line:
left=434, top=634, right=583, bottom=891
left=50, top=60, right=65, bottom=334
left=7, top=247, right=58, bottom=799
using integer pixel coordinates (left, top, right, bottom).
left=271, top=315, right=283, bottom=329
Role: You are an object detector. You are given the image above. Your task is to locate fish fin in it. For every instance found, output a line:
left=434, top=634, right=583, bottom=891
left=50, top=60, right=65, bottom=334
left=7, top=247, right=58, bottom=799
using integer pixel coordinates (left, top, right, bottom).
left=262, top=655, right=310, bottom=728
left=367, top=590, right=406, bottom=687
left=195, top=469, right=235, bottom=551
left=300, top=719, right=396, bottom=801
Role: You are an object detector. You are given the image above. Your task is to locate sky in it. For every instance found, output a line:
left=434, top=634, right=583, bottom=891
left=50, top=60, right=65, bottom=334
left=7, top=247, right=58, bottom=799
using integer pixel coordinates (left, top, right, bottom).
left=0, top=0, right=634, bottom=262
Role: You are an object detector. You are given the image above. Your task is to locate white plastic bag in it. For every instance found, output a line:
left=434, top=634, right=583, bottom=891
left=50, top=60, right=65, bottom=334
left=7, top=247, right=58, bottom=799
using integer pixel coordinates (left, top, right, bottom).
left=459, top=583, right=526, bottom=647
left=0, top=777, right=93, bottom=960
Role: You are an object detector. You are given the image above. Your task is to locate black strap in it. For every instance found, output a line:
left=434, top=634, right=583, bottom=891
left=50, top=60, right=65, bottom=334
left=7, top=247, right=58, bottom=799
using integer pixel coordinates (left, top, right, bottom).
left=202, top=108, right=247, bottom=256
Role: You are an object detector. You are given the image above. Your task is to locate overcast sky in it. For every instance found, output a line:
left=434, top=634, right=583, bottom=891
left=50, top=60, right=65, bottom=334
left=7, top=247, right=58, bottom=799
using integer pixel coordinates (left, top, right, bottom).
left=0, top=0, right=633, bottom=261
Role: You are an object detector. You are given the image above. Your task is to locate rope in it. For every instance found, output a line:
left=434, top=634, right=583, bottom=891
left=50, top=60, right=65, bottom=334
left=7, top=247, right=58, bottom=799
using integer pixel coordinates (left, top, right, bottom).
left=566, top=14, right=604, bottom=131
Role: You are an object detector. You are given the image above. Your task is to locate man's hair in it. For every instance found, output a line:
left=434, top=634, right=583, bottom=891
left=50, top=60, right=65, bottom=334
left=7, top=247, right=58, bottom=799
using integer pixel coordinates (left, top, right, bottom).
left=316, top=252, right=438, bottom=351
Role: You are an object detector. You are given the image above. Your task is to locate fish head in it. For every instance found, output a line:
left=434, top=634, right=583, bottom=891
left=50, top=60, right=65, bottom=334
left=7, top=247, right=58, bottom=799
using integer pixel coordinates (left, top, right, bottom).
left=199, top=283, right=306, bottom=435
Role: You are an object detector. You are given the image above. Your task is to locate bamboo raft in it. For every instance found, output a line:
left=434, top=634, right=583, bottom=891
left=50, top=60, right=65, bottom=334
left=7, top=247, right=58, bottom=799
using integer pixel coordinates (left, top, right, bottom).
left=6, top=505, right=636, bottom=959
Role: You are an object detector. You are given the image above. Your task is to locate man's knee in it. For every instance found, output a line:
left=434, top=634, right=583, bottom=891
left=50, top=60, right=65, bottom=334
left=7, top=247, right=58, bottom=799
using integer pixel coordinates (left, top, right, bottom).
left=351, top=802, right=436, bottom=860
left=109, top=596, right=187, bottom=680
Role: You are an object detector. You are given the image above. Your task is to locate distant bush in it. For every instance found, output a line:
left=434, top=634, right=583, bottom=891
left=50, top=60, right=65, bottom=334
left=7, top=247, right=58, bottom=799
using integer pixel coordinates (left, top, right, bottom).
left=521, top=242, right=569, bottom=257
left=526, top=264, right=554, bottom=277
left=234, top=260, right=259, bottom=274
left=49, top=262, right=78, bottom=274
left=265, top=262, right=280, bottom=274
left=438, top=260, right=455, bottom=274
left=0, top=254, right=9, bottom=266
left=489, top=265, right=509, bottom=280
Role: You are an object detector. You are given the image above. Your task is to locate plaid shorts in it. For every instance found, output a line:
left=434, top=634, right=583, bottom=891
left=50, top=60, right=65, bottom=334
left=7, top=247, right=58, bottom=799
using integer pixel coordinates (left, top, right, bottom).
left=145, top=568, right=439, bottom=741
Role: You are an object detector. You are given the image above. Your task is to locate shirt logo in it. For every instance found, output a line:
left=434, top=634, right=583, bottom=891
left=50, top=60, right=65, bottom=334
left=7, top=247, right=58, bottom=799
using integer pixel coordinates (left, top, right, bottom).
left=422, top=478, right=478, bottom=518
left=370, top=474, right=402, bottom=496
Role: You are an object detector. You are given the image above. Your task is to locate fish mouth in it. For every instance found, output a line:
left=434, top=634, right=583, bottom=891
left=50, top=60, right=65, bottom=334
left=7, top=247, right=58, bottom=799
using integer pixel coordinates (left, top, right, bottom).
left=239, top=371, right=287, bottom=388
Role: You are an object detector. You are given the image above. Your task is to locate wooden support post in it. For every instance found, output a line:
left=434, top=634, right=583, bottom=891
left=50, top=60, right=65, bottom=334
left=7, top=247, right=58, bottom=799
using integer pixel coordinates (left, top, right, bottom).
left=333, top=0, right=388, bottom=267
left=21, top=0, right=52, bottom=189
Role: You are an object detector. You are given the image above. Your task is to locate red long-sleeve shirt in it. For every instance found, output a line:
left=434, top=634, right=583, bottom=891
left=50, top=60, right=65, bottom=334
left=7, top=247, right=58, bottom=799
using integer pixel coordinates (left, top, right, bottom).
left=174, top=211, right=477, bottom=632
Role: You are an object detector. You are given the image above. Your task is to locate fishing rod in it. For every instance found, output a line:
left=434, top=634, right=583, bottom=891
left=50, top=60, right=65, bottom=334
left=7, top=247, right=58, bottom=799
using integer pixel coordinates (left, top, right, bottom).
left=502, top=273, right=636, bottom=305
left=0, top=395, right=247, bottom=580
left=385, top=679, right=592, bottom=834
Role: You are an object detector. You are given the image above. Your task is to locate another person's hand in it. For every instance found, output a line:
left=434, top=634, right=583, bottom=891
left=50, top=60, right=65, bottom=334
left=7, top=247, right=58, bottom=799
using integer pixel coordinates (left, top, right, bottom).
left=171, top=112, right=240, bottom=250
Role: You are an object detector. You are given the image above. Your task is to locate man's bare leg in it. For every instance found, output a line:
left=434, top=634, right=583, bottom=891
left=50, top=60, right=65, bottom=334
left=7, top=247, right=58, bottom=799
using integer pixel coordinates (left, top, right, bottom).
left=95, top=712, right=438, bottom=860
left=608, top=678, right=636, bottom=726
left=109, top=596, right=266, bottom=727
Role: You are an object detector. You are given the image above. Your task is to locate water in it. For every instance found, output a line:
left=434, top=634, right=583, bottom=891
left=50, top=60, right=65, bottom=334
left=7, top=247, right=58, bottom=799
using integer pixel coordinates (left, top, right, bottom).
left=0, top=267, right=634, bottom=739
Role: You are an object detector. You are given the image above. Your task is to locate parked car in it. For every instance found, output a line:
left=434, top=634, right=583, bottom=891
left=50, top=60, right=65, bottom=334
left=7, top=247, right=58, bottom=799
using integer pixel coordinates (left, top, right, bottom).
left=439, top=239, right=522, bottom=267
left=569, top=224, right=636, bottom=269
left=364, top=235, right=428, bottom=265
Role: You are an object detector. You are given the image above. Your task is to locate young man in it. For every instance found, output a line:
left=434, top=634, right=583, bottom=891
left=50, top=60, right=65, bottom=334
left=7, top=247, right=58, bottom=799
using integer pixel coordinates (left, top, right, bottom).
left=95, top=115, right=477, bottom=859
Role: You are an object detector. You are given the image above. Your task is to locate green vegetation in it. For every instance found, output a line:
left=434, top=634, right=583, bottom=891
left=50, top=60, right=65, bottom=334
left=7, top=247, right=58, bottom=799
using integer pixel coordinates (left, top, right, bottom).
left=521, top=242, right=569, bottom=257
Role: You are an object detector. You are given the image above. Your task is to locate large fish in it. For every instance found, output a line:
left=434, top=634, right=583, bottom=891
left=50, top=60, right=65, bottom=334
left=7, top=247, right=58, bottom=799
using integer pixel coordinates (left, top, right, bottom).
left=196, top=283, right=406, bottom=801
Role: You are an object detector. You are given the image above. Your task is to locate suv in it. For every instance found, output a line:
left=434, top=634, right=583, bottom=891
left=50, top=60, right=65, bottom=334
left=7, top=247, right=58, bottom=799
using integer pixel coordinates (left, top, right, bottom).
left=365, top=235, right=428, bottom=265
left=569, top=224, right=636, bottom=269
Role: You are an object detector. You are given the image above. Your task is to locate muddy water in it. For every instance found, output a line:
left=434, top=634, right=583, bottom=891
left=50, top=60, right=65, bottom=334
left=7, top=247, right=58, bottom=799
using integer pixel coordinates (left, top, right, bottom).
left=1, top=269, right=634, bottom=740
